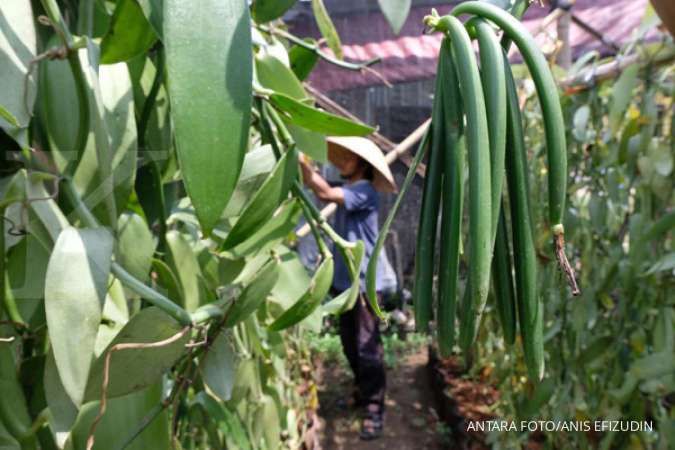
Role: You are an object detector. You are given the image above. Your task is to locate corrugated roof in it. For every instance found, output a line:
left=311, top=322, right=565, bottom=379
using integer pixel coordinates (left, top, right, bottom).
left=288, top=0, right=662, bottom=92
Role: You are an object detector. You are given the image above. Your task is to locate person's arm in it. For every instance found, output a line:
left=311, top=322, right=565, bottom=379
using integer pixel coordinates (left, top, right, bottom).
left=299, top=158, right=345, bottom=205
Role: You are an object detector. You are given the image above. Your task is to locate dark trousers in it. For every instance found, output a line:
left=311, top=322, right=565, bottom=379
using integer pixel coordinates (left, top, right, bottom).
left=337, top=291, right=386, bottom=413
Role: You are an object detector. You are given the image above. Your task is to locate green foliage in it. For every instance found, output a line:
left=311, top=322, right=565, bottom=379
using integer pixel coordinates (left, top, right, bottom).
left=0, top=0, right=373, bottom=448
left=477, top=37, right=674, bottom=449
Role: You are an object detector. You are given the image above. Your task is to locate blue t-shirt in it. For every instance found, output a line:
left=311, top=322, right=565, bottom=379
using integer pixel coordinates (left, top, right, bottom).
left=332, top=180, right=390, bottom=292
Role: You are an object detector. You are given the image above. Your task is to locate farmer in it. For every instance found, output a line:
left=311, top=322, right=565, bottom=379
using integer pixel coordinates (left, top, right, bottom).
left=299, top=136, right=397, bottom=440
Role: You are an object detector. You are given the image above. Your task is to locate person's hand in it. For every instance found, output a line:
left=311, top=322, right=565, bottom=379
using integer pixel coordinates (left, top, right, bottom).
left=299, top=153, right=313, bottom=183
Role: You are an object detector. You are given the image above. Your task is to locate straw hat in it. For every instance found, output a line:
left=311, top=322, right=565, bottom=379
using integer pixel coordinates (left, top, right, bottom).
left=327, top=136, right=397, bottom=193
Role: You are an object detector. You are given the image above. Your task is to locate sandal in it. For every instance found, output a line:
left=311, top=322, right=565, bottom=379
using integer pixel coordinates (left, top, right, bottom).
left=359, top=410, right=383, bottom=440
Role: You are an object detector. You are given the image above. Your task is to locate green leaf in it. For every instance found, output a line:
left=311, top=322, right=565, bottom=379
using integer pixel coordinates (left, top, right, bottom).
left=0, top=344, right=32, bottom=441
left=255, top=395, right=280, bottom=449
left=74, top=41, right=118, bottom=228
left=166, top=230, right=206, bottom=312
left=256, top=54, right=307, bottom=100
left=221, top=145, right=277, bottom=218
left=254, top=54, right=327, bottom=160
left=644, top=252, right=675, bottom=275
left=25, top=175, right=69, bottom=247
left=38, top=37, right=81, bottom=173
left=289, top=40, right=319, bottom=81
left=99, top=62, right=138, bottom=209
left=252, top=0, right=297, bottom=23
left=151, top=258, right=182, bottom=304
left=165, top=0, right=252, bottom=235
left=116, top=212, right=156, bottom=282
left=270, top=246, right=311, bottom=309
left=0, top=170, right=25, bottom=210
left=230, top=199, right=302, bottom=257
left=201, top=332, right=237, bottom=402
left=289, top=124, right=328, bottom=162
left=6, top=234, right=49, bottom=322
left=70, top=383, right=170, bottom=450
left=44, top=352, right=78, bottom=448
left=322, top=241, right=365, bottom=314
left=221, top=147, right=298, bottom=250
left=194, top=392, right=251, bottom=450
left=100, top=0, right=157, bottom=64
left=45, top=227, right=113, bottom=406
left=378, top=0, right=411, bottom=34
left=84, top=307, right=189, bottom=401
left=609, top=63, right=639, bottom=133
left=0, top=0, right=37, bottom=146
left=269, top=93, right=374, bottom=136
left=224, top=259, right=279, bottom=327
left=268, top=256, right=333, bottom=331
left=137, top=0, right=163, bottom=39
left=311, top=0, right=342, bottom=59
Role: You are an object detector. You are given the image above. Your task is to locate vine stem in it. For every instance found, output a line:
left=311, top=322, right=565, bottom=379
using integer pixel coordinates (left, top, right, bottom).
left=60, top=178, right=193, bottom=325
left=256, top=24, right=381, bottom=71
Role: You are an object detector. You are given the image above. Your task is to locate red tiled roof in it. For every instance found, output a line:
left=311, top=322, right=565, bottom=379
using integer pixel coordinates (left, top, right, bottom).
left=289, top=0, right=661, bottom=92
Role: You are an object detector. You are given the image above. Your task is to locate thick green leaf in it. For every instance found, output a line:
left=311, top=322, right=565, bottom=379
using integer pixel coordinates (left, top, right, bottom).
left=256, top=54, right=307, bottom=100
left=268, top=256, right=333, bottom=331
left=269, top=93, right=374, bottom=136
left=201, top=332, right=237, bottom=402
left=165, top=0, right=252, bottom=235
left=6, top=234, right=49, bottom=323
left=221, top=147, right=298, bottom=250
left=230, top=199, right=302, bottom=257
left=101, top=0, right=157, bottom=64
left=166, top=230, right=205, bottom=312
left=0, top=170, right=25, bottom=209
left=151, top=258, right=182, bottom=305
left=0, top=0, right=37, bottom=146
left=644, top=252, right=675, bottom=275
left=270, top=247, right=311, bottom=309
left=288, top=124, right=328, bottom=162
left=74, top=41, right=118, bottom=228
left=321, top=241, right=365, bottom=314
left=289, top=40, right=319, bottom=81
left=252, top=0, right=296, bottom=23
left=44, top=352, right=78, bottom=448
left=311, top=0, right=342, bottom=59
left=255, top=395, right=280, bottom=449
left=193, top=392, right=251, bottom=450
left=99, top=62, right=138, bottom=209
left=0, top=344, right=32, bottom=441
left=609, top=63, right=639, bottom=133
left=26, top=176, right=69, bottom=247
left=45, top=227, right=113, bottom=406
left=39, top=37, right=81, bottom=172
left=0, top=420, right=19, bottom=450
left=221, top=145, right=277, bottom=218
left=101, top=279, right=129, bottom=327
left=378, top=0, right=411, bottom=34
left=70, top=383, right=170, bottom=450
left=255, top=54, right=327, bottom=160
left=84, top=307, right=189, bottom=401
left=224, top=259, right=279, bottom=327
left=116, top=212, right=156, bottom=282
left=137, top=0, right=163, bottom=39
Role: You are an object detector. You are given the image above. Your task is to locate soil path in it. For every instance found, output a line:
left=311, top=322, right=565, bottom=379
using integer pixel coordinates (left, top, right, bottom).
left=315, top=348, right=445, bottom=450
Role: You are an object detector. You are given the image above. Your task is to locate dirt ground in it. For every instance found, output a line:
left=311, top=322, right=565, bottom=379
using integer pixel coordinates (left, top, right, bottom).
left=314, top=348, right=446, bottom=450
